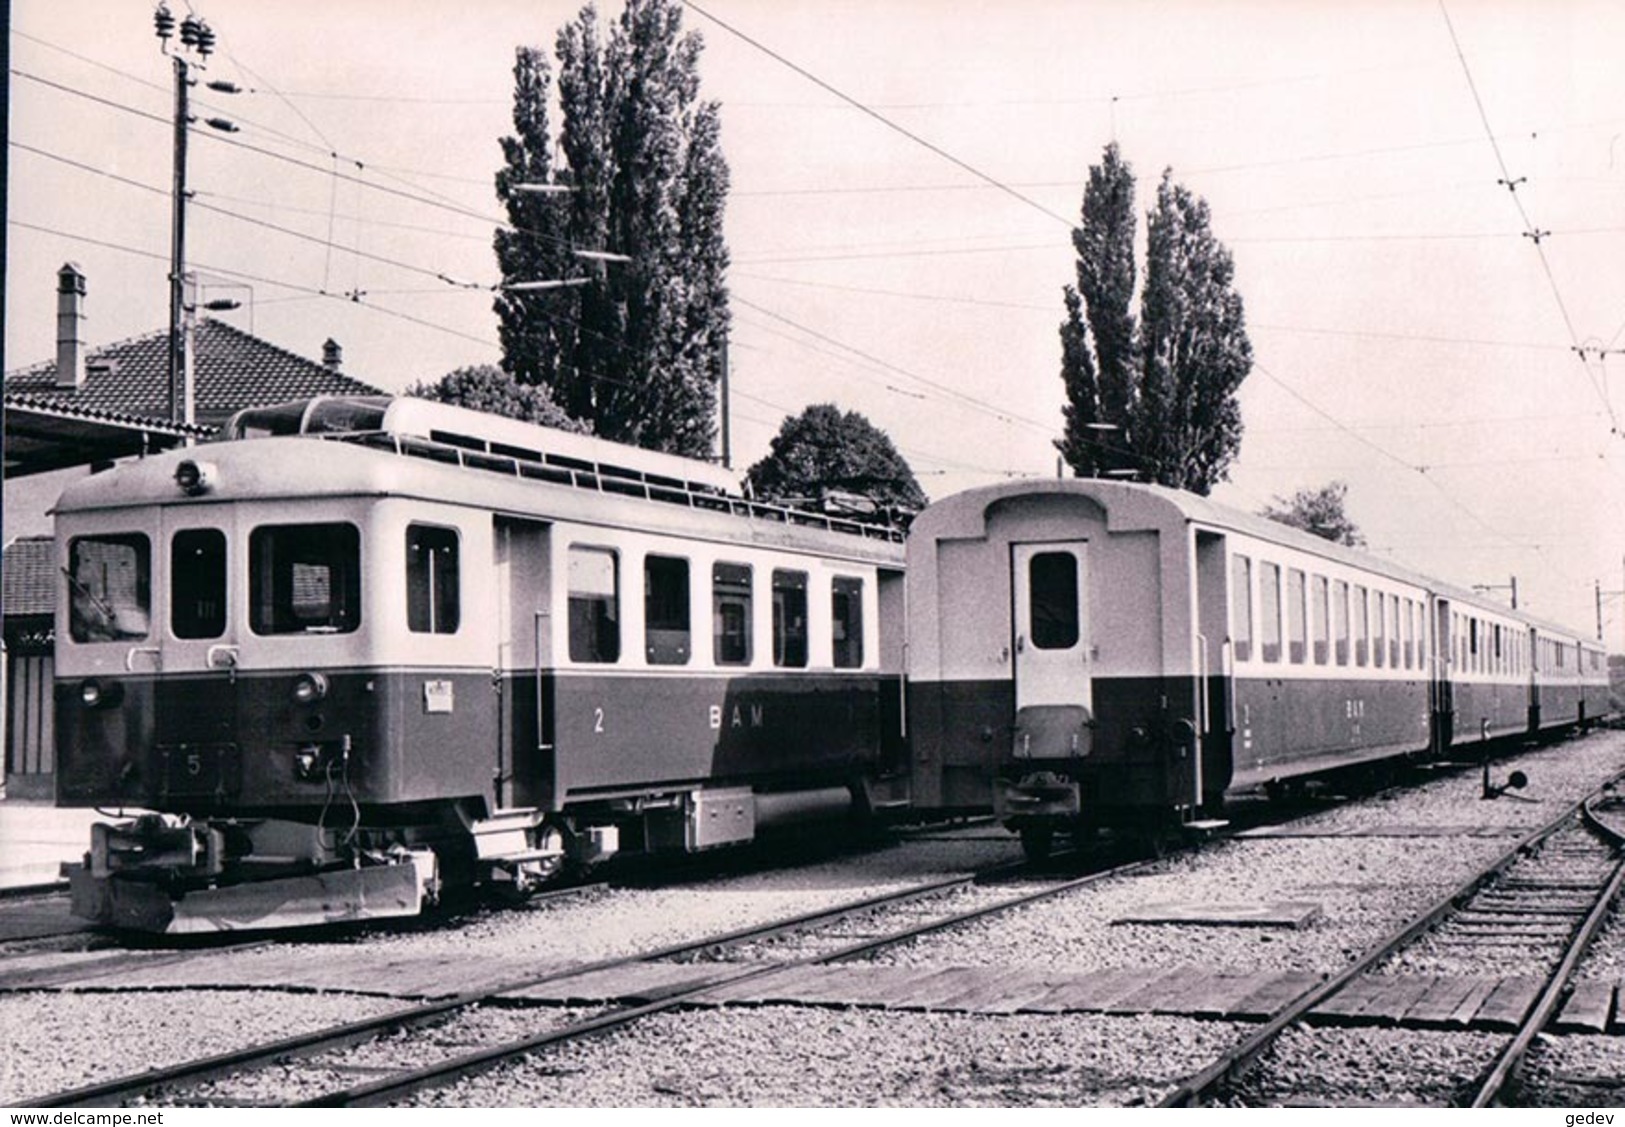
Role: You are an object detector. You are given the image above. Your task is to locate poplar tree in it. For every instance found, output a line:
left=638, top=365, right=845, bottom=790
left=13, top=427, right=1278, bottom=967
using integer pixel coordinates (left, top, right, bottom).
left=494, top=0, right=730, bottom=459
left=1055, top=144, right=1252, bottom=495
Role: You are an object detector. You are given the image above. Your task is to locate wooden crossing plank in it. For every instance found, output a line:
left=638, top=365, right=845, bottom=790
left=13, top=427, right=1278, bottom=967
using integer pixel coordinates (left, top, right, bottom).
left=508, top=960, right=726, bottom=1004
left=933, top=967, right=1050, bottom=1011
left=1402, top=975, right=1497, bottom=1027
left=1473, top=976, right=1543, bottom=1031
left=777, top=964, right=895, bottom=1005
left=1227, top=970, right=1323, bottom=1019
left=1019, top=967, right=1141, bottom=1013
left=689, top=964, right=818, bottom=1006
left=1348, top=975, right=1440, bottom=1027
left=899, top=965, right=997, bottom=1009
left=1182, top=971, right=1285, bottom=1018
left=1112, top=901, right=1322, bottom=928
left=860, top=965, right=970, bottom=1009
left=1552, top=980, right=1616, bottom=1034
left=1102, top=967, right=1197, bottom=1014
left=1102, top=965, right=1209, bottom=1015
left=1312, top=975, right=1392, bottom=1021
left=984, top=973, right=1080, bottom=1015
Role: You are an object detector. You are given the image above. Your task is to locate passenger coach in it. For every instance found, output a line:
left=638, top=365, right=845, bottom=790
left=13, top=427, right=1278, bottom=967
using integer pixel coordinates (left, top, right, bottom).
left=54, top=396, right=907, bottom=931
left=904, top=479, right=1610, bottom=856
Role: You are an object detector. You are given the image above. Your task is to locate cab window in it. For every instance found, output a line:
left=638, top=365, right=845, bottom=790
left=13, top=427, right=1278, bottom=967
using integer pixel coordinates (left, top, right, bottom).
left=68, top=533, right=151, bottom=642
left=831, top=576, right=865, bottom=668
left=1029, top=552, right=1079, bottom=650
left=406, top=524, right=460, bottom=635
left=172, top=528, right=226, bottom=639
left=250, top=523, right=360, bottom=635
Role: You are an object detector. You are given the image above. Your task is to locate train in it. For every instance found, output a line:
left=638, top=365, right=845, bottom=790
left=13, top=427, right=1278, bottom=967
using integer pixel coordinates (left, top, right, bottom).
left=52, top=396, right=907, bottom=931
left=48, top=397, right=1612, bottom=930
left=905, top=479, right=1612, bottom=856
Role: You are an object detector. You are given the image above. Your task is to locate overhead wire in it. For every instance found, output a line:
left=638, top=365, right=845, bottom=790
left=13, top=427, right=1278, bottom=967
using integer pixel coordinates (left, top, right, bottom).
left=1437, top=0, right=1623, bottom=438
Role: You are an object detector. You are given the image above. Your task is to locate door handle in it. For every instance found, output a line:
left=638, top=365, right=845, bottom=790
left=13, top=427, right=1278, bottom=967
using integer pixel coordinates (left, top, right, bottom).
left=125, top=646, right=161, bottom=672
left=1016, top=635, right=1026, bottom=654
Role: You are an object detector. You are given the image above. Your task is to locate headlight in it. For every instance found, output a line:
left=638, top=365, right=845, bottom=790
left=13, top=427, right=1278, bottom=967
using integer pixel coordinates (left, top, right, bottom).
left=291, top=672, right=329, bottom=704
left=174, top=459, right=217, bottom=495
left=80, top=679, right=123, bottom=708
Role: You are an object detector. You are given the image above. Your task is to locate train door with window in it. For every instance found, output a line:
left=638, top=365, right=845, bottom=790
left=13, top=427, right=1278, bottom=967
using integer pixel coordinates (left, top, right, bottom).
left=1010, top=542, right=1092, bottom=760
left=154, top=509, right=242, bottom=806
left=1431, top=598, right=1454, bottom=754
left=495, top=517, right=552, bottom=810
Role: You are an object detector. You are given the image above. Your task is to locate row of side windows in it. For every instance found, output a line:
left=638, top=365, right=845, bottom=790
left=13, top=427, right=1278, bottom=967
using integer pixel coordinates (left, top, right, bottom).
left=1451, top=611, right=1528, bottom=677
left=1231, top=555, right=1427, bottom=671
left=69, top=524, right=367, bottom=643
left=567, top=545, right=864, bottom=669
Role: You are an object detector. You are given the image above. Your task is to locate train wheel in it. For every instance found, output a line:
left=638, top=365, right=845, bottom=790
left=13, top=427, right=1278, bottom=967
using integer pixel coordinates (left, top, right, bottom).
left=1019, top=824, right=1055, bottom=861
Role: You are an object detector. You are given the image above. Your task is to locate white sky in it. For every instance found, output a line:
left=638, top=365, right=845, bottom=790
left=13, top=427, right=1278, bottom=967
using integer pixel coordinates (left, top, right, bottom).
left=6, top=0, right=1624, bottom=642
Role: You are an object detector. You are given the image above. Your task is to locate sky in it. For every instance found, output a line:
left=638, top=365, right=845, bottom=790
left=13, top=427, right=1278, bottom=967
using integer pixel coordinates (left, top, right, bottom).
left=6, top=0, right=1625, bottom=644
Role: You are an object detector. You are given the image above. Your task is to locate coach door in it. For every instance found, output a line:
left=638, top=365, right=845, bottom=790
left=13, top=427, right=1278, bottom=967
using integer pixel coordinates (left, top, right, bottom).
left=1011, top=542, right=1092, bottom=758
left=495, top=517, right=552, bottom=808
left=154, top=510, right=242, bottom=800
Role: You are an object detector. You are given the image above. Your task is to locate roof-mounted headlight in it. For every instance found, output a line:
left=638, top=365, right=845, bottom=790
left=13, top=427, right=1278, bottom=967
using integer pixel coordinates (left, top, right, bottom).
left=175, top=459, right=217, bottom=496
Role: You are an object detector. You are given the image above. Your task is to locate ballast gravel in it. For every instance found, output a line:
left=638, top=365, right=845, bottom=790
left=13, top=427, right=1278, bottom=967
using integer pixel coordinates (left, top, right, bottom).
left=5, top=732, right=1624, bottom=1107
left=406, top=1007, right=1247, bottom=1107
left=0, top=989, right=403, bottom=1105
left=1221, top=1025, right=1504, bottom=1106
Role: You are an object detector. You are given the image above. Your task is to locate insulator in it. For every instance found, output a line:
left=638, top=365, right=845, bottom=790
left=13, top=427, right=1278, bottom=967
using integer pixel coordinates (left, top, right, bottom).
left=206, top=79, right=242, bottom=94
left=204, top=117, right=239, bottom=133
left=196, top=21, right=215, bottom=56
left=179, top=15, right=201, bottom=48
left=153, top=3, right=175, bottom=40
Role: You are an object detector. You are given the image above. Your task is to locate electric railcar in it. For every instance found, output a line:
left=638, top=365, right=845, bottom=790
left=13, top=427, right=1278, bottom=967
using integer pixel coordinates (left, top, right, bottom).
left=904, top=479, right=1611, bottom=856
left=53, top=396, right=907, bottom=932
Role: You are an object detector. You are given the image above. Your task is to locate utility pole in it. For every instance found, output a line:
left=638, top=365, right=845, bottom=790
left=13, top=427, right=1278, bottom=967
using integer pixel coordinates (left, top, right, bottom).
left=155, top=4, right=219, bottom=429
left=720, top=337, right=731, bottom=470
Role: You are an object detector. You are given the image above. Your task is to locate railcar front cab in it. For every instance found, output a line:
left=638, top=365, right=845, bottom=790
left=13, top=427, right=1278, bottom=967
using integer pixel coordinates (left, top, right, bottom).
left=55, top=477, right=463, bottom=932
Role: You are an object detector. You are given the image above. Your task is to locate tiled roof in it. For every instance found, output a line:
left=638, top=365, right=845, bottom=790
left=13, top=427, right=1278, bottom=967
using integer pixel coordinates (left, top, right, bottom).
left=5, top=319, right=382, bottom=423
left=2, top=537, right=55, bottom=618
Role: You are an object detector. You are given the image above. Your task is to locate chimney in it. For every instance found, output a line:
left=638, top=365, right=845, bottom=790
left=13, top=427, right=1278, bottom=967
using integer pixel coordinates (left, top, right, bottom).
left=55, top=263, right=87, bottom=390
left=322, top=338, right=343, bottom=373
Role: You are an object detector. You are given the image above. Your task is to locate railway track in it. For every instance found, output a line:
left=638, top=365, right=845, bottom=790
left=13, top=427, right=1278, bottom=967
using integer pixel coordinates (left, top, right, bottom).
left=22, top=836, right=1186, bottom=1108
left=1159, top=777, right=1625, bottom=1107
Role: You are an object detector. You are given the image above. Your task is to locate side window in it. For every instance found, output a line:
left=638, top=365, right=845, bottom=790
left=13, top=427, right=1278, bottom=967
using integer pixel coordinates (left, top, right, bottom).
left=1287, top=568, right=1307, bottom=664
left=1402, top=599, right=1414, bottom=669
left=713, top=562, right=753, bottom=666
left=68, top=533, right=152, bottom=642
left=1231, top=555, right=1253, bottom=662
left=171, top=528, right=226, bottom=640
left=1353, top=586, right=1369, bottom=666
left=567, top=546, right=620, bottom=663
left=1333, top=579, right=1349, bottom=665
left=772, top=569, right=809, bottom=668
left=1029, top=551, right=1080, bottom=650
left=1389, top=595, right=1401, bottom=669
left=249, top=523, right=360, bottom=635
left=644, top=555, right=691, bottom=665
left=1259, top=562, right=1282, bottom=663
left=1312, top=576, right=1330, bottom=665
left=831, top=576, right=865, bottom=669
left=406, top=524, right=460, bottom=634
left=1371, top=590, right=1385, bottom=668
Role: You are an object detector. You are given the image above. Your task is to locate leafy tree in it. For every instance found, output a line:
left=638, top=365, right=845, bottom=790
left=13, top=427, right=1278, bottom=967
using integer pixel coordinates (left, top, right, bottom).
left=494, top=0, right=730, bottom=459
left=1056, top=144, right=1253, bottom=494
left=1260, top=481, right=1364, bottom=547
left=745, top=405, right=926, bottom=515
left=407, top=364, right=589, bottom=433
